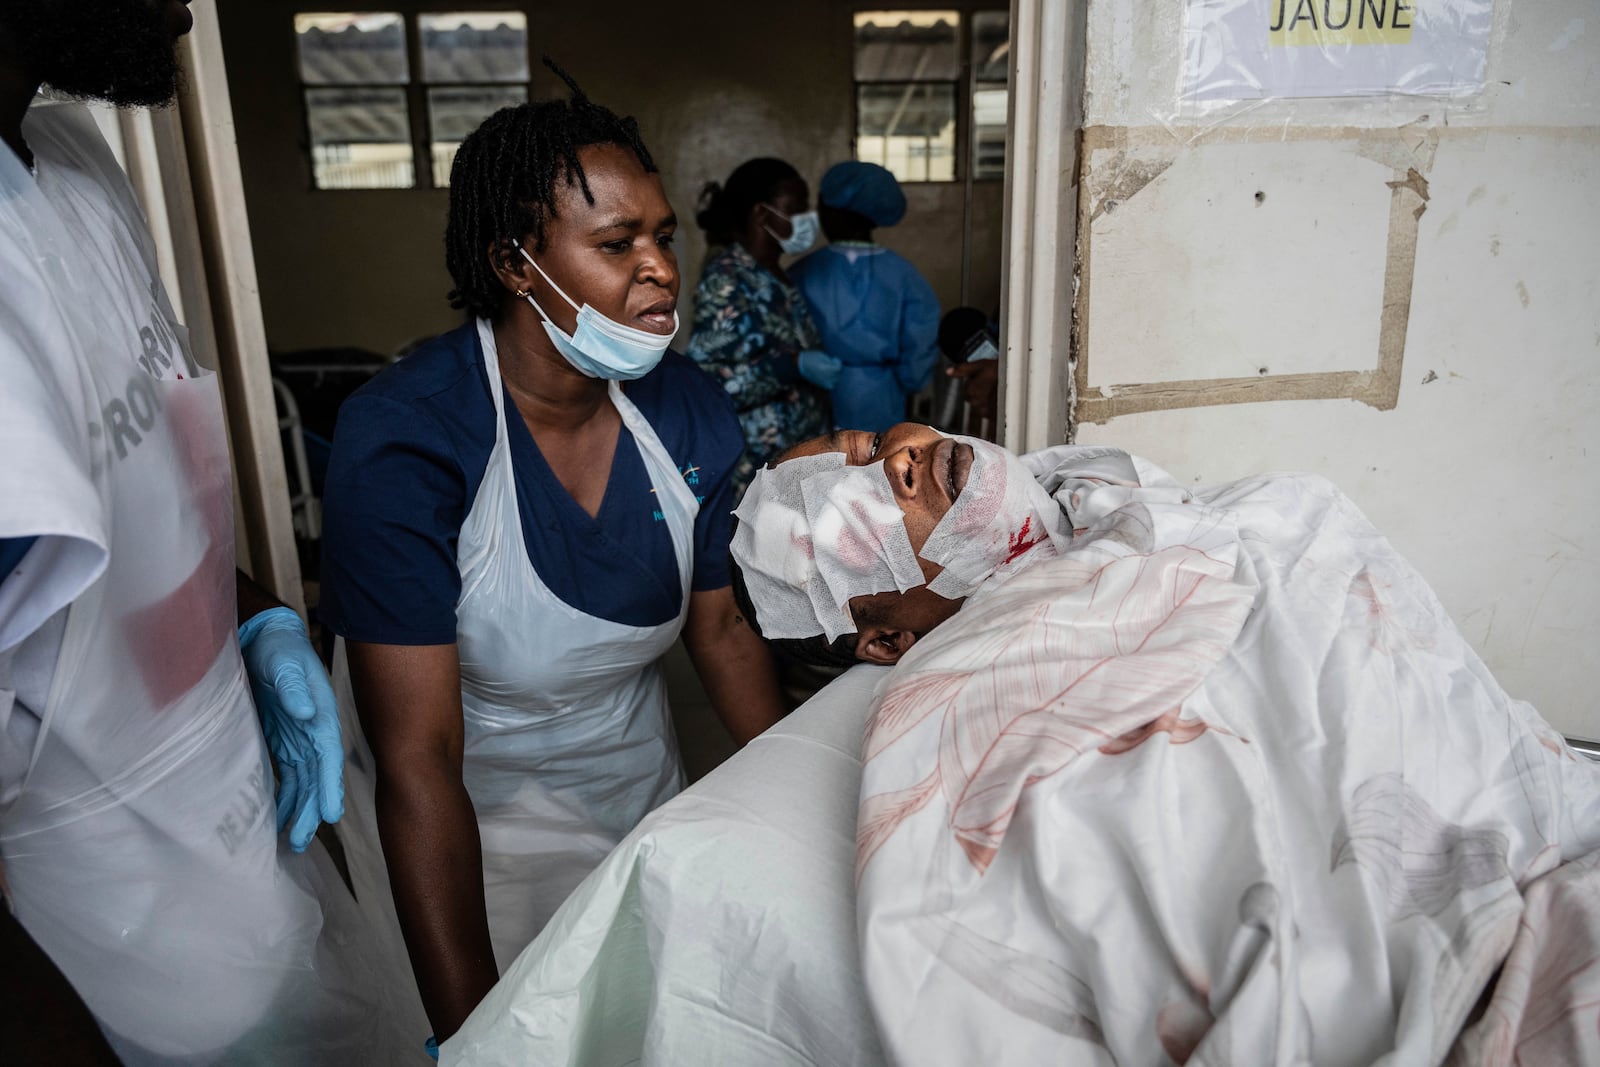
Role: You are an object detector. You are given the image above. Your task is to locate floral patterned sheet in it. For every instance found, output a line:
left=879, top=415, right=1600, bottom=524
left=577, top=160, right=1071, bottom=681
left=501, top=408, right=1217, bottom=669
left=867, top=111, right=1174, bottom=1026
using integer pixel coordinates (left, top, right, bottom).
left=856, top=472, right=1600, bottom=1067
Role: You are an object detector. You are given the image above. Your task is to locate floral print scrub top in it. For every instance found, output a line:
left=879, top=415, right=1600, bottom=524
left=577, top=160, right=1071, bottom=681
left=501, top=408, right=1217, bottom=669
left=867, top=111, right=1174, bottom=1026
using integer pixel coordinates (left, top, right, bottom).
left=686, top=242, right=829, bottom=495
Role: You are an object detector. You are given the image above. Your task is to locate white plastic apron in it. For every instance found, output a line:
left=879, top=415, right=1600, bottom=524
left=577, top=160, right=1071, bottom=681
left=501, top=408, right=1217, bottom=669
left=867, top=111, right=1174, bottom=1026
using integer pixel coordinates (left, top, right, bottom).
left=0, top=105, right=388, bottom=1065
left=335, top=317, right=694, bottom=1034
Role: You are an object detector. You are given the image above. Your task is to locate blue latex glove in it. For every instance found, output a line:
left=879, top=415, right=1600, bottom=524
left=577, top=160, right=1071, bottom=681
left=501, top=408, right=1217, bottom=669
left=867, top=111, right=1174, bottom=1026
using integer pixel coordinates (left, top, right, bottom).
left=797, top=348, right=843, bottom=391
left=238, top=607, right=344, bottom=852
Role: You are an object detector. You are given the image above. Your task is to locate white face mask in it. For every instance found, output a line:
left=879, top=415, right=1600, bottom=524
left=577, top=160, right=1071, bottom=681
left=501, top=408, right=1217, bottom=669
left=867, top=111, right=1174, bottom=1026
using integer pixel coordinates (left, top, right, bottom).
left=518, top=247, right=677, bottom=381
left=762, top=205, right=820, bottom=256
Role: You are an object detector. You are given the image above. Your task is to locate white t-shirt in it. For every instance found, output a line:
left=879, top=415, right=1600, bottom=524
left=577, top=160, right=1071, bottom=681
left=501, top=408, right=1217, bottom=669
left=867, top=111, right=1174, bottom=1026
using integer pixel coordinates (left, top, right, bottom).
left=0, top=104, right=192, bottom=803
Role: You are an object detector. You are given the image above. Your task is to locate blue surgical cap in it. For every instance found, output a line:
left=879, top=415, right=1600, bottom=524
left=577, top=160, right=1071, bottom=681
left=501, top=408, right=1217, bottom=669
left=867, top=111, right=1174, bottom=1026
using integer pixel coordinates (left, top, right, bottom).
left=818, top=161, right=907, bottom=228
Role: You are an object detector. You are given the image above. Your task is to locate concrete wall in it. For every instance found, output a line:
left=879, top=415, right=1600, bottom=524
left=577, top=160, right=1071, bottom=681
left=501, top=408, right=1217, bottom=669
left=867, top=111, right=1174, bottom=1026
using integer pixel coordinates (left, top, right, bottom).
left=1070, top=0, right=1599, bottom=735
left=215, top=1, right=1006, bottom=358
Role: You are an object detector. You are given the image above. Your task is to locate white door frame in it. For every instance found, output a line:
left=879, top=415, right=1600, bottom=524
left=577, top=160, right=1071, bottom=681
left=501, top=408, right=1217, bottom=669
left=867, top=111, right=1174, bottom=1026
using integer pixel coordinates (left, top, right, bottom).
left=999, top=0, right=1085, bottom=453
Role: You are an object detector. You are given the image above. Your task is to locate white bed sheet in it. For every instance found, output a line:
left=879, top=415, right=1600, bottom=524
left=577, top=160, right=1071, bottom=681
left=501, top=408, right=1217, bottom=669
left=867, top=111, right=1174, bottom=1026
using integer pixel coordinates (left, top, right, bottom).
left=441, top=665, right=891, bottom=1067
left=854, top=471, right=1600, bottom=1066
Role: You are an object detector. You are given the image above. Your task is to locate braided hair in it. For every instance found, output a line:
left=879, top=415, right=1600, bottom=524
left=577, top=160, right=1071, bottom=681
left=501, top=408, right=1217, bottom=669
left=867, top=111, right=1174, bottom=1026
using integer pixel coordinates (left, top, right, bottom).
left=445, top=57, right=657, bottom=319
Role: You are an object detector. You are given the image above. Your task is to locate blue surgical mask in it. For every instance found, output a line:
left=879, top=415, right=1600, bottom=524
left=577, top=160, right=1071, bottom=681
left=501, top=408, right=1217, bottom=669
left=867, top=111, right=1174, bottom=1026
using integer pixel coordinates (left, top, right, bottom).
left=519, top=247, right=677, bottom=380
left=965, top=337, right=1000, bottom=363
left=763, top=205, right=819, bottom=256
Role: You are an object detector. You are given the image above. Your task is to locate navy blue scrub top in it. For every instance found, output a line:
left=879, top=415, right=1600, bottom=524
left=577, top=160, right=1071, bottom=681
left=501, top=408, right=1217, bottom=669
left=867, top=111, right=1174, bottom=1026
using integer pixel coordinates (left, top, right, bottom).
left=319, top=322, right=745, bottom=645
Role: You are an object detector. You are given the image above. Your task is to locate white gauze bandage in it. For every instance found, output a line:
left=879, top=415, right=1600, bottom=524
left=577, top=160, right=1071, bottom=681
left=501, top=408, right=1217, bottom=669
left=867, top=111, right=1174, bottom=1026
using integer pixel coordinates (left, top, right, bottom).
left=732, top=455, right=924, bottom=641
left=801, top=462, right=926, bottom=636
left=920, top=435, right=1071, bottom=599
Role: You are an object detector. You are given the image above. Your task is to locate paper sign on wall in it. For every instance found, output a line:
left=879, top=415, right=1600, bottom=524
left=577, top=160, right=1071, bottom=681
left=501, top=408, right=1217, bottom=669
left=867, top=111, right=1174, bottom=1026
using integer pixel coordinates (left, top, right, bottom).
left=1184, top=0, right=1491, bottom=100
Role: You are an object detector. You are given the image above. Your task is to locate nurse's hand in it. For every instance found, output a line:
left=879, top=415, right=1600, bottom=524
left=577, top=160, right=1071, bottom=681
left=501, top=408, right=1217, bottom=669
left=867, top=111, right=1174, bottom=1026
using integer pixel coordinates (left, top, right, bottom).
left=239, top=606, right=345, bottom=851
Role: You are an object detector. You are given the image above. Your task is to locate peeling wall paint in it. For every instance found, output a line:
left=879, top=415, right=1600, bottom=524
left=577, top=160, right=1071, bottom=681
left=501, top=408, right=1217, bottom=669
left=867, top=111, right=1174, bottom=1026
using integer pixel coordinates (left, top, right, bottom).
left=1075, top=125, right=1439, bottom=422
left=1070, top=0, right=1600, bottom=735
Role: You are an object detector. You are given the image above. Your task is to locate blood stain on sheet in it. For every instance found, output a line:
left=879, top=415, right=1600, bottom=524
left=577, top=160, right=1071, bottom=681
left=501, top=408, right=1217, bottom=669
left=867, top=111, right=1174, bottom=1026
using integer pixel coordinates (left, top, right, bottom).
left=1098, top=708, right=1226, bottom=755
left=1157, top=998, right=1215, bottom=1065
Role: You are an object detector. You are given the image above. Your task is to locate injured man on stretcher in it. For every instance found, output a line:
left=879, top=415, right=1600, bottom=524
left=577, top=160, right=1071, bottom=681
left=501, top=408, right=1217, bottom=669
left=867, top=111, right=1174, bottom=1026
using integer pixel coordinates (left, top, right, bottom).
left=444, top=424, right=1600, bottom=1067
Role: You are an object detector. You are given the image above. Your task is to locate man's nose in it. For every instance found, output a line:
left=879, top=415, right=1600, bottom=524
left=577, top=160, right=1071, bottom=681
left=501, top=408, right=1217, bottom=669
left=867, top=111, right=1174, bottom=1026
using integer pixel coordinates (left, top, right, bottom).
left=884, top=447, right=919, bottom=495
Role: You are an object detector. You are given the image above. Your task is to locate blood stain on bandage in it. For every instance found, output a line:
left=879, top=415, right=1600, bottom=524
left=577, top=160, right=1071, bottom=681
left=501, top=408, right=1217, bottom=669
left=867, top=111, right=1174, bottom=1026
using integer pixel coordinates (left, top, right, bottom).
left=832, top=498, right=894, bottom=571
left=1002, top=517, right=1047, bottom=565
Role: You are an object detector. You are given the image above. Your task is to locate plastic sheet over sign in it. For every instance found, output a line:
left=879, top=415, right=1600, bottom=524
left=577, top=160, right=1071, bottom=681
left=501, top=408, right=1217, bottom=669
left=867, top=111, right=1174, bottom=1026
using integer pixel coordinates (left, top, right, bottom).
left=1183, top=0, right=1493, bottom=100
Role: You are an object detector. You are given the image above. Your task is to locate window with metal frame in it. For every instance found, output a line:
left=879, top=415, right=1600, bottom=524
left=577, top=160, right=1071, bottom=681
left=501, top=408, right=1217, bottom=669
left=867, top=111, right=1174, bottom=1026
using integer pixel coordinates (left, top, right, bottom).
left=294, top=11, right=529, bottom=190
left=853, top=10, right=961, bottom=183
left=852, top=9, right=1010, bottom=184
left=970, top=10, right=1010, bottom=180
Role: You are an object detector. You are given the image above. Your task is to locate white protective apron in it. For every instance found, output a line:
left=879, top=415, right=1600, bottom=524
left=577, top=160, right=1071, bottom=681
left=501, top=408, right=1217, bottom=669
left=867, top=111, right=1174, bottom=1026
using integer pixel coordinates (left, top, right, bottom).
left=0, top=105, right=388, bottom=1065
left=335, top=317, right=693, bottom=1038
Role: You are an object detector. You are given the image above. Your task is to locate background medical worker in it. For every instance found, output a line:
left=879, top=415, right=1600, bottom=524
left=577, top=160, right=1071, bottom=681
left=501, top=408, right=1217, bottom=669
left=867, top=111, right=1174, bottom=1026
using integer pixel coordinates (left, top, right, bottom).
left=0, top=1, right=374, bottom=1063
left=792, top=161, right=941, bottom=434
left=319, top=64, right=787, bottom=1048
left=687, top=157, right=838, bottom=494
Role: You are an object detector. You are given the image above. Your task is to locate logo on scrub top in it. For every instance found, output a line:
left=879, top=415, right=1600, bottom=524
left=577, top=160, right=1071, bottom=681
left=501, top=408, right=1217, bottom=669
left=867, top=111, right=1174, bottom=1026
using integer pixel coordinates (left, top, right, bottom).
left=652, top=463, right=705, bottom=521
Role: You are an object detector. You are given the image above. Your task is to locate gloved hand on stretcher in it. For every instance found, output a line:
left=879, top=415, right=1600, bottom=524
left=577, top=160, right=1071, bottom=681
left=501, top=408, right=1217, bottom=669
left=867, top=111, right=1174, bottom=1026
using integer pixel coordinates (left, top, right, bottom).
left=239, top=607, right=345, bottom=852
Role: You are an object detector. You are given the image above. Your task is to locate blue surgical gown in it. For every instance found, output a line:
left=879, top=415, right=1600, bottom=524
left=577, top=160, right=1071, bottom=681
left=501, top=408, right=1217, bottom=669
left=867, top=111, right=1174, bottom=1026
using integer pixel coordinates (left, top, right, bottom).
left=791, top=243, right=941, bottom=433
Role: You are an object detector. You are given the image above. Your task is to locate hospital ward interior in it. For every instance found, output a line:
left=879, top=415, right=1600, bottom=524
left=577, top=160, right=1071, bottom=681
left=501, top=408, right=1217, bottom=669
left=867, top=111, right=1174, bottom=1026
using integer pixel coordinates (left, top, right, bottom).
left=4, top=0, right=1600, bottom=1064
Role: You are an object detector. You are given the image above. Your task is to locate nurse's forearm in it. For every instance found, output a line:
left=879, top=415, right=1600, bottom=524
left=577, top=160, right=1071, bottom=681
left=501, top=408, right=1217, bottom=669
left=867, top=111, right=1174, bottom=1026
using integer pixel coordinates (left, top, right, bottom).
left=683, top=586, right=785, bottom=745
left=376, top=763, right=499, bottom=1042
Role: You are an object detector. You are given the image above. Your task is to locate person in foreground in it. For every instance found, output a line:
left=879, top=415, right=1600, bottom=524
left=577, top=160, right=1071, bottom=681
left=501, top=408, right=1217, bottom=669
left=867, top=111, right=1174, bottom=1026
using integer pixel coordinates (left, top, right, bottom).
left=733, top=423, right=1600, bottom=1066
left=319, top=63, right=786, bottom=1053
left=1, top=2, right=366, bottom=1062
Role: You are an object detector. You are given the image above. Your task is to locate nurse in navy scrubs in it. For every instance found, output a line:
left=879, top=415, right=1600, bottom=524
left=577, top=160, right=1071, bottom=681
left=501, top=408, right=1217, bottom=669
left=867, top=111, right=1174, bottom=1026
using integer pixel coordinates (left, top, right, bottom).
left=318, top=64, right=785, bottom=1052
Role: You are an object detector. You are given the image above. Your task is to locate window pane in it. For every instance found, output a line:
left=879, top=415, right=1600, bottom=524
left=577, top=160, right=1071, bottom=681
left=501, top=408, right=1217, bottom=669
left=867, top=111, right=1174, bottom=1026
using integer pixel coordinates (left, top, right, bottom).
left=972, top=11, right=1011, bottom=84
left=304, top=87, right=414, bottom=189
left=972, top=87, right=1008, bottom=180
left=429, top=85, right=528, bottom=185
left=295, top=13, right=408, bottom=85
left=419, top=12, right=529, bottom=83
left=856, top=82, right=956, bottom=183
left=854, top=11, right=960, bottom=82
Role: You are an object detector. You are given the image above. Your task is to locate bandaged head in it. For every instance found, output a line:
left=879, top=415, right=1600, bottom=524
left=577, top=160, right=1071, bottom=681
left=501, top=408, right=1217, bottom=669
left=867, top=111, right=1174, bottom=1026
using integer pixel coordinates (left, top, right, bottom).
left=918, top=435, right=1069, bottom=598
left=731, top=432, right=1069, bottom=641
left=732, top=453, right=926, bottom=641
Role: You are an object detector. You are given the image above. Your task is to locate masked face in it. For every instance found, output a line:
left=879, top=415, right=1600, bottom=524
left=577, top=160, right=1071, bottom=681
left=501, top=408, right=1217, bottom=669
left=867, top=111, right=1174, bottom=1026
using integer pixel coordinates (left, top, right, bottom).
left=751, top=176, right=816, bottom=257
left=511, top=143, right=680, bottom=380
left=2, top=0, right=191, bottom=107
left=761, top=203, right=819, bottom=256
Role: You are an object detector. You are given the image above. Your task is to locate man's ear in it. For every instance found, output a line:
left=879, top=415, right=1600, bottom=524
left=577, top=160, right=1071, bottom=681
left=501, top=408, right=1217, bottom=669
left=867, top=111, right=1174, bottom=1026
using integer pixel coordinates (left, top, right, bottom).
left=854, top=626, right=919, bottom=666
